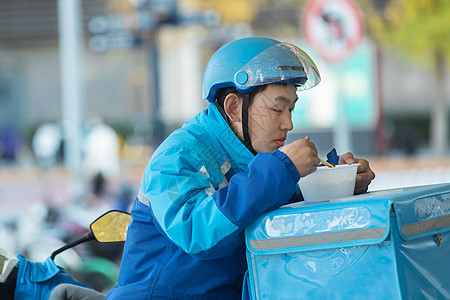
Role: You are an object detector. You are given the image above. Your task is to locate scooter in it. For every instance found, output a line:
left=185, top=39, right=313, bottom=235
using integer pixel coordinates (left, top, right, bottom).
left=0, top=210, right=131, bottom=300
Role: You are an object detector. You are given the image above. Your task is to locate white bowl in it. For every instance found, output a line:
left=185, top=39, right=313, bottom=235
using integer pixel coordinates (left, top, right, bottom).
left=298, top=163, right=359, bottom=203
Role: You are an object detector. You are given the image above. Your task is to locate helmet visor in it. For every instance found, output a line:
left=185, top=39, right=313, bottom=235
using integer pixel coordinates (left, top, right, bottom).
left=235, top=42, right=321, bottom=91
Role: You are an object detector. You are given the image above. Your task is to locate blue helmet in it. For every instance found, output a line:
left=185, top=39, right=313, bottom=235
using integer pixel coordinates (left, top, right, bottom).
left=202, top=37, right=321, bottom=102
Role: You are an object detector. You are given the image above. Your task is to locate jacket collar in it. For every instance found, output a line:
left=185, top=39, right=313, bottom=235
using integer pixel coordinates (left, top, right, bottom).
left=205, top=103, right=254, bottom=172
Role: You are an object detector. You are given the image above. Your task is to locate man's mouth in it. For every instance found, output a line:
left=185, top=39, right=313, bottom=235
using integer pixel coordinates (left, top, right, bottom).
left=274, top=138, right=286, bottom=147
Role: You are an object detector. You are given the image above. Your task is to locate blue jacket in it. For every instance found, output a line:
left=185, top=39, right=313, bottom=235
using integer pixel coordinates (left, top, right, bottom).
left=107, top=104, right=304, bottom=299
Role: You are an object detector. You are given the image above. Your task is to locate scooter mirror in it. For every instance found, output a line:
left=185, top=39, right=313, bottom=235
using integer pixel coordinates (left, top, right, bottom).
left=90, top=210, right=131, bottom=243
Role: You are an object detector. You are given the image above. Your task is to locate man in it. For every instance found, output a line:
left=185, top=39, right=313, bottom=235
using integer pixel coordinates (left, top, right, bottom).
left=107, top=37, right=375, bottom=299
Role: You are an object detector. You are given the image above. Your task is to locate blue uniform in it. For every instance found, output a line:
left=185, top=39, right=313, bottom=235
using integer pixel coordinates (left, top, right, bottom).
left=107, top=103, right=303, bottom=299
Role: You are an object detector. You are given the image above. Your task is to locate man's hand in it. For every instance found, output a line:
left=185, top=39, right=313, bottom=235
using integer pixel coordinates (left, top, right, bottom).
left=339, top=152, right=375, bottom=194
left=281, top=136, right=320, bottom=177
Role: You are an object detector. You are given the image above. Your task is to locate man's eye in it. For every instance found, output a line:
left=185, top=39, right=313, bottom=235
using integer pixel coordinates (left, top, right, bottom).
left=272, top=109, right=282, bottom=114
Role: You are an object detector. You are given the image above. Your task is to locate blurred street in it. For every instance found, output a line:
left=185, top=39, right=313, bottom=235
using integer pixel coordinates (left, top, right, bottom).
left=3, top=155, right=450, bottom=216
left=0, top=164, right=144, bottom=216
left=368, top=157, right=450, bottom=190
left=0, top=144, right=150, bottom=216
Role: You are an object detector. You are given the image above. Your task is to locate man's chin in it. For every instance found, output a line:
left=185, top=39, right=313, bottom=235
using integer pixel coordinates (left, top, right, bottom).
left=252, top=143, right=279, bottom=153
left=263, top=147, right=280, bottom=153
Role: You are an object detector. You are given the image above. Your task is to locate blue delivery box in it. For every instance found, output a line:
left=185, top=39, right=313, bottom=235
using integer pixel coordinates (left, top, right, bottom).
left=245, top=183, right=450, bottom=299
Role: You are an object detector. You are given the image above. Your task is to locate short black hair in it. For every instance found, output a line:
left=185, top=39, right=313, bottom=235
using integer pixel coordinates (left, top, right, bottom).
left=214, top=85, right=268, bottom=108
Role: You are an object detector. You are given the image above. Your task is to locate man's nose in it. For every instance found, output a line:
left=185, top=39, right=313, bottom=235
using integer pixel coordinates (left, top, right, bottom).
left=281, top=112, right=294, bottom=131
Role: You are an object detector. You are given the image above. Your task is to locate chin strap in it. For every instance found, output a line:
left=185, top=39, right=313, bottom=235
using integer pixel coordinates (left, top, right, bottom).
left=214, top=93, right=256, bottom=156
left=242, top=93, right=256, bottom=155
left=214, top=100, right=228, bottom=120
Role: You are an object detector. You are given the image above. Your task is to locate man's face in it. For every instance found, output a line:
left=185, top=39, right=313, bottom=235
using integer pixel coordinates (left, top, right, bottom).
left=248, top=84, right=298, bottom=153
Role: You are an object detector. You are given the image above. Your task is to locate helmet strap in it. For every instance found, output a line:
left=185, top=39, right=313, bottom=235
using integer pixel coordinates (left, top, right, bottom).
left=214, top=100, right=228, bottom=120
left=242, top=93, right=256, bottom=155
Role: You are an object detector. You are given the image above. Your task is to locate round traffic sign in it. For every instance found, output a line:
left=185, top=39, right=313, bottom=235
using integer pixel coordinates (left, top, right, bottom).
left=301, top=0, right=364, bottom=63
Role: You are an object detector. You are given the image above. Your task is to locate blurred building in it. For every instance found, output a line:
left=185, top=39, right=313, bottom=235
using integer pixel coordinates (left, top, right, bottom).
left=0, top=1, right=150, bottom=142
left=0, top=0, right=246, bottom=149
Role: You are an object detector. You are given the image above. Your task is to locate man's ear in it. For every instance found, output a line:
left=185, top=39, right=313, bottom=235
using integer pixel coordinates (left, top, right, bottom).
left=223, top=93, right=242, bottom=122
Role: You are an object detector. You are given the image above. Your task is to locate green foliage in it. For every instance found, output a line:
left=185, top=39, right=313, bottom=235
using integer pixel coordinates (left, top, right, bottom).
left=363, top=0, right=450, bottom=67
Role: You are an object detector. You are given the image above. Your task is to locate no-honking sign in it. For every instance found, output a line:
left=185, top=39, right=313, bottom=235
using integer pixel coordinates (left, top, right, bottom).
left=301, top=0, right=364, bottom=63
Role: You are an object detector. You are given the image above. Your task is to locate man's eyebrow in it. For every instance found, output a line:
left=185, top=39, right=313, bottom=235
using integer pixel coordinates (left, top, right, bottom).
left=274, top=96, right=298, bottom=105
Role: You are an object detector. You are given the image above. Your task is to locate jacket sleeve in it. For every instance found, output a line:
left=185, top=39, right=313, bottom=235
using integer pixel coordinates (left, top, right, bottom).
left=142, top=147, right=300, bottom=260
left=211, top=150, right=300, bottom=229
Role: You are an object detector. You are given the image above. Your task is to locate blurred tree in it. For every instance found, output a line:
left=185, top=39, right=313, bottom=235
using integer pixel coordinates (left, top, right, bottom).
left=252, top=0, right=306, bottom=36
left=361, top=0, right=450, bottom=156
left=185, top=0, right=257, bottom=23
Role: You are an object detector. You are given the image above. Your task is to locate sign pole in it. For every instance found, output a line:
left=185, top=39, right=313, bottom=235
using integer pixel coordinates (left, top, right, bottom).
left=58, top=0, right=84, bottom=200
left=331, top=64, right=353, bottom=154
left=302, top=0, right=364, bottom=155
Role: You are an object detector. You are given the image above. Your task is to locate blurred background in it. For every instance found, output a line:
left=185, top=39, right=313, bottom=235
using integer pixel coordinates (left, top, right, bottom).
left=1, top=0, right=450, bottom=292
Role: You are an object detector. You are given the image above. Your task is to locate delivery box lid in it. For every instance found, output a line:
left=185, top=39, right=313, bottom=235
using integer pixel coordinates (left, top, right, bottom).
left=385, top=183, right=450, bottom=241
left=246, top=198, right=392, bottom=255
